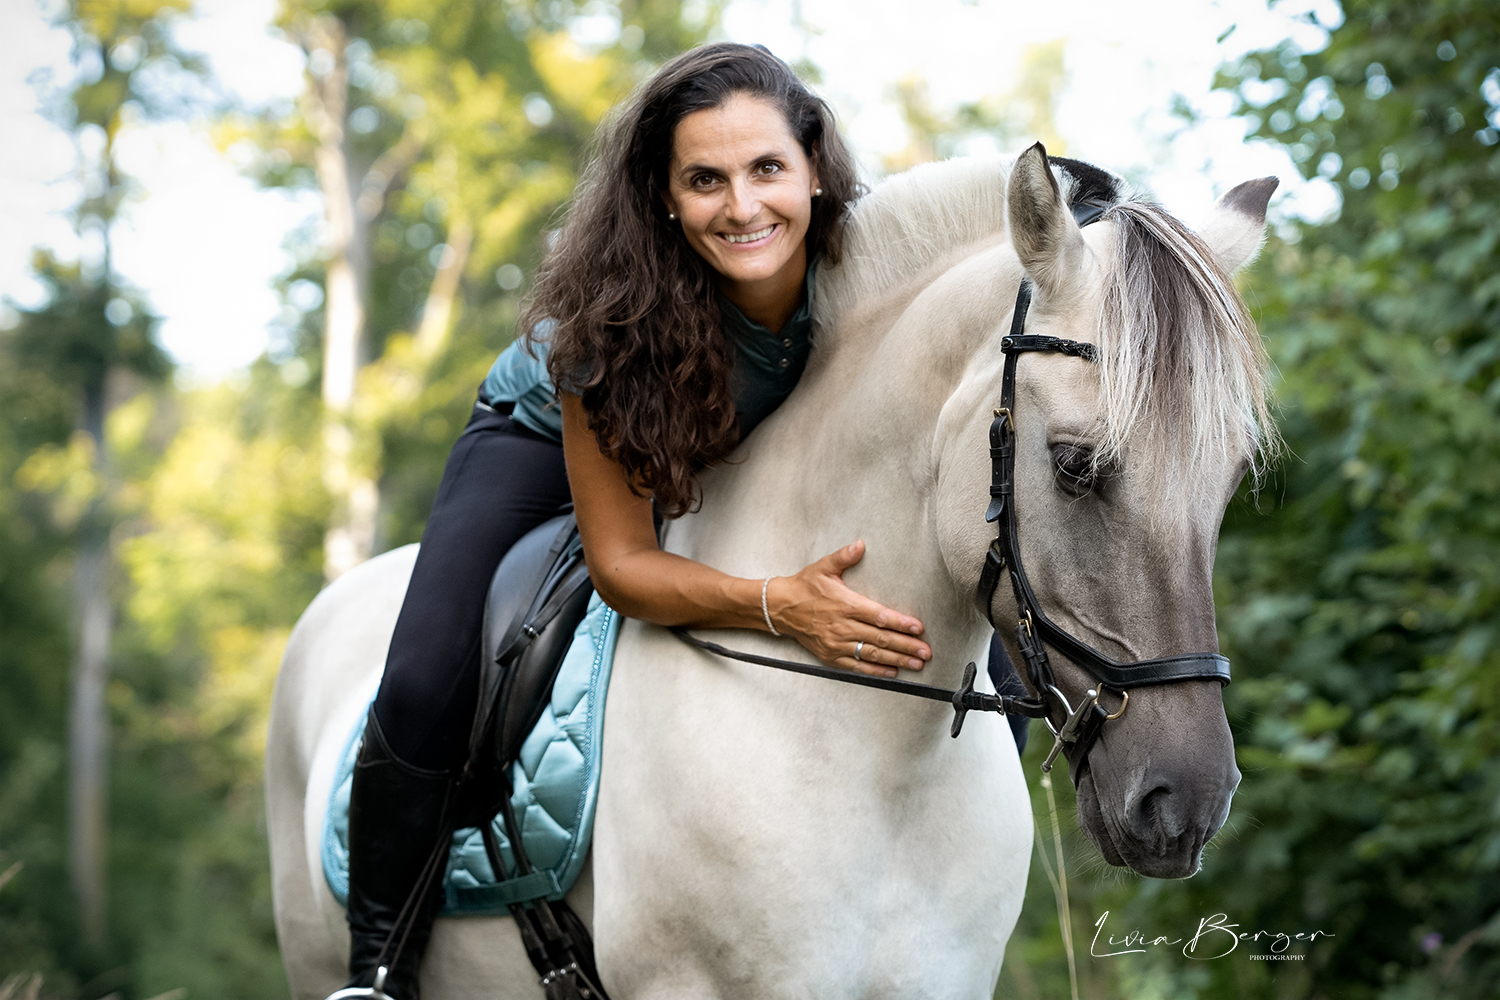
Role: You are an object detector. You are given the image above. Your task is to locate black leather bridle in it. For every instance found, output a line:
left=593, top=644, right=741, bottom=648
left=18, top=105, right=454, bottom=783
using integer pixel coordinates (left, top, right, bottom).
left=674, top=197, right=1231, bottom=773
left=974, top=204, right=1232, bottom=772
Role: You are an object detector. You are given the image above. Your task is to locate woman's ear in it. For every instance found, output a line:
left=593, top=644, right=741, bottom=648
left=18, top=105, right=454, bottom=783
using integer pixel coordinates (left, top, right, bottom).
left=808, top=148, right=821, bottom=197
left=661, top=195, right=679, bottom=221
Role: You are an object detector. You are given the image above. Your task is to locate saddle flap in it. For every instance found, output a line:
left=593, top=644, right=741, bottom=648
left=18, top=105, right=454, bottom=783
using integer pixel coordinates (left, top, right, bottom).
left=470, top=512, right=591, bottom=762
left=493, top=563, right=595, bottom=767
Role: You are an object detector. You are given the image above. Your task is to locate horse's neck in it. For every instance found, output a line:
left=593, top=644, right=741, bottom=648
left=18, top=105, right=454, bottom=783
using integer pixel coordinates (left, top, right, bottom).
left=677, top=237, right=1023, bottom=679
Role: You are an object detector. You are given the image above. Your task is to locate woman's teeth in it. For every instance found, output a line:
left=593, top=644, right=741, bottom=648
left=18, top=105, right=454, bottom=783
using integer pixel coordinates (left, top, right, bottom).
left=724, top=225, right=775, bottom=244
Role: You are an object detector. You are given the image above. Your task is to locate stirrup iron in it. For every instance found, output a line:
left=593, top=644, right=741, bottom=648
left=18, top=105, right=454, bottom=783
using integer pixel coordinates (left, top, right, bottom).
left=324, top=965, right=394, bottom=1000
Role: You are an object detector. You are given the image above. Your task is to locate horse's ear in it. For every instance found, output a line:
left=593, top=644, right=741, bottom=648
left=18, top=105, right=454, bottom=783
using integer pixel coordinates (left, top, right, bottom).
left=1007, top=142, right=1089, bottom=296
left=1199, top=177, right=1279, bottom=274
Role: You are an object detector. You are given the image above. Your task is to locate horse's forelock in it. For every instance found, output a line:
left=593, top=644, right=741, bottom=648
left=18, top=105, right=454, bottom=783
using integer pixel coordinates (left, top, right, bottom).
left=1094, top=201, right=1278, bottom=496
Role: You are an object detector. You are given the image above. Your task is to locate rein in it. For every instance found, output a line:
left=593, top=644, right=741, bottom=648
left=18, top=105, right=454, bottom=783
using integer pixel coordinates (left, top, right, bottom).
left=669, top=627, right=1049, bottom=738
left=672, top=198, right=1231, bottom=773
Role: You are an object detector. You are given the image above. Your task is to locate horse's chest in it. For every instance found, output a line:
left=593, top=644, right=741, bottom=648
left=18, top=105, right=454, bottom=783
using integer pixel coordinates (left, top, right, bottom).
left=590, top=624, right=1032, bottom=996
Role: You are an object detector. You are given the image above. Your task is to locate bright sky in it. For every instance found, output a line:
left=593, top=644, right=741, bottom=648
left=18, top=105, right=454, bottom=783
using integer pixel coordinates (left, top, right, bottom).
left=0, top=0, right=1343, bottom=378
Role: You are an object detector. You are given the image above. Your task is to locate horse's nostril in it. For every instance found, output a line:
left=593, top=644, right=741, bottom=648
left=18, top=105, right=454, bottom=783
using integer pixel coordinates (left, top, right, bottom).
left=1131, top=783, right=1176, bottom=843
left=1132, top=777, right=1221, bottom=849
left=1128, top=768, right=1236, bottom=858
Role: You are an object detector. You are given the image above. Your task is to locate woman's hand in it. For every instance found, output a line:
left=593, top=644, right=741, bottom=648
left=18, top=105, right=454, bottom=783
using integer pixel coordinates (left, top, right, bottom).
left=767, top=540, right=930, bottom=679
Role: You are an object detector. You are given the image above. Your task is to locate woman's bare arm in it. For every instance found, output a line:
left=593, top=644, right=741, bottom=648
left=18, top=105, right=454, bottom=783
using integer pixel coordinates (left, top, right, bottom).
left=561, top=393, right=930, bottom=678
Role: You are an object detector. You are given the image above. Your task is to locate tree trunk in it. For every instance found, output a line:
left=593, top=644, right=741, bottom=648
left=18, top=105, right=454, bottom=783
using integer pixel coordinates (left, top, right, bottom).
left=303, top=14, right=377, bottom=581
left=69, top=382, right=111, bottom=947
left=415, top=219, right=472, bottom=356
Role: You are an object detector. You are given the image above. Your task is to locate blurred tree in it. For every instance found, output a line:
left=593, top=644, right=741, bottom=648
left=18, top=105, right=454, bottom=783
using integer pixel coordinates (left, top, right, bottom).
left=886, top=40, right=1068, bottom=174
left=6, top=0, right=183, bottom=951
left=0, top=264, right=78, bottom=990
left=252, top=0, right=723, bottom=578
left=110, top=365, right=323, bottom=1000
left=265, top=0, right=398, bottom=581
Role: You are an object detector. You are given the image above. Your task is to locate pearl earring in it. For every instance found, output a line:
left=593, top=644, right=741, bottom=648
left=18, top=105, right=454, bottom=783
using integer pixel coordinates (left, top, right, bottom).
left=668, top=212, right=677, bottom=220
left=814, top=187, right=823, bottom=196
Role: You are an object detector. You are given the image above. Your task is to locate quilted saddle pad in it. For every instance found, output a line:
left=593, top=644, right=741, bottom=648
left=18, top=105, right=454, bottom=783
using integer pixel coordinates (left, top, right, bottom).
left=322, top=594, right=619, bottom=915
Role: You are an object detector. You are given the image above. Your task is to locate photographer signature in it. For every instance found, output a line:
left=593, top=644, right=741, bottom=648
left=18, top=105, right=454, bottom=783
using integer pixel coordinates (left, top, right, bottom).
left=1092, top=910, right=1335, bottom=960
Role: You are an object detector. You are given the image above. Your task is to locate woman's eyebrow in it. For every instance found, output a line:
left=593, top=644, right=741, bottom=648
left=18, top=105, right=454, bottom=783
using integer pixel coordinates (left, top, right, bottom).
left=675, top=162, right=725, bottom=177
left=675, top=150, right=792, bottom=178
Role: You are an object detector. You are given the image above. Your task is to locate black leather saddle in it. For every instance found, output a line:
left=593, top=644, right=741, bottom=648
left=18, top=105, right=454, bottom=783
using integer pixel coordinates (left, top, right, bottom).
left=460, top=508, right=608, bottom=999
left=467, top=510, right=595, bottom=771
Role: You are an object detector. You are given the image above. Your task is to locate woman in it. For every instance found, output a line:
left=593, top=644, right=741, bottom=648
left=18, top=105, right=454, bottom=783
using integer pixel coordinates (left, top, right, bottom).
left=341, top=42, right=1020, bottom=999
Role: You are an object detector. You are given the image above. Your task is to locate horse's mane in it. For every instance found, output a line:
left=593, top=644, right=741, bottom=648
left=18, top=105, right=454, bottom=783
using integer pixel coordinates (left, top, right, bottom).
left=820, top=154, right=1277, bottom=488
left=816, top=157, right=1016, bottom=323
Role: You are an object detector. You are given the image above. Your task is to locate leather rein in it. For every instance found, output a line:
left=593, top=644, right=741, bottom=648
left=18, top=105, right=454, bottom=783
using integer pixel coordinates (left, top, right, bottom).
left=673, top=199, right=1231, bottom=772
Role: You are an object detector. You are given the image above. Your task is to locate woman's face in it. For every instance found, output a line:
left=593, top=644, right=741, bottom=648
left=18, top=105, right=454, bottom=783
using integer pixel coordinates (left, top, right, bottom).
left=663, top=92, right=820, bottom=301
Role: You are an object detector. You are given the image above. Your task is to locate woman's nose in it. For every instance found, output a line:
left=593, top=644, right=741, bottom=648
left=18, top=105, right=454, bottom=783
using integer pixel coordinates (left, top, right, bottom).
left=723, top=178, right=760, bottom=224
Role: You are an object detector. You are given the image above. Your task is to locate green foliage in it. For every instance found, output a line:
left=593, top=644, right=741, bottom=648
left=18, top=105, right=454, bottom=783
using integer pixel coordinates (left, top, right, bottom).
left=1202, top=3, right=1499, bottom=995
left=101, top=371, right=325, bottom=1000
left=11, top=257, right=166, bottom=398
left=0, top=303, right=76, bottom=993
left=887, top=40, right=1068, bottom=173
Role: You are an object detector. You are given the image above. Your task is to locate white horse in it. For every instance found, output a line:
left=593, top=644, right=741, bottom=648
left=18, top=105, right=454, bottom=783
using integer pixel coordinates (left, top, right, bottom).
left=266, top=146, right=1277, bottom=999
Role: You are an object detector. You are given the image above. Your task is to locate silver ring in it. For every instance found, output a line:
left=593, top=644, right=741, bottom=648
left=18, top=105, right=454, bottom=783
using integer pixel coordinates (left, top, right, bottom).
left=854, top=641, right=864, bottom=661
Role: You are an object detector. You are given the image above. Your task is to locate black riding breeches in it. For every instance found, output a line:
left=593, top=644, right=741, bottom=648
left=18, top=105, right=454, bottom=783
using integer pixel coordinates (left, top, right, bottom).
left=374, top=401, right=1030, bottom=771
left=374, top=404, right=572, bottom=771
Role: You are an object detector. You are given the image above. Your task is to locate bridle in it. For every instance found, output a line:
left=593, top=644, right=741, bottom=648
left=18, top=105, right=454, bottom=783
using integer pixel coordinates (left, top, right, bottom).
left=673, top=196, right=1231, bottom=774
left=973, top=200, right=1231, bottom=773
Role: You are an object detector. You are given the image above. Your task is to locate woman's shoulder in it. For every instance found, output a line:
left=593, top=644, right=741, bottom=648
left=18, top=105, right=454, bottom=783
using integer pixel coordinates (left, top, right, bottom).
left=482, top=338, right=553, bottom=401
left=479, top=339, right=565, bottom=443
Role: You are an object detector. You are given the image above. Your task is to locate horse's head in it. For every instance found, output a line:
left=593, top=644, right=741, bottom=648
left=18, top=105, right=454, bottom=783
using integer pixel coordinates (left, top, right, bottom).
left=983, top=145, right=1277, bottom=878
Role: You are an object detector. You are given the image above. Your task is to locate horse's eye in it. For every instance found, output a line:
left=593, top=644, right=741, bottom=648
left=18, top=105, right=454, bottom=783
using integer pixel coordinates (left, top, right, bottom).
left=1051, top=444, right=1096, bottom=496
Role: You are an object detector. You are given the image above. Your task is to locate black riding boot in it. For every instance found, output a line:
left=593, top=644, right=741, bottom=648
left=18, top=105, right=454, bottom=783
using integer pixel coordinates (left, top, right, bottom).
left=339, top=709, right=455, bottom=1000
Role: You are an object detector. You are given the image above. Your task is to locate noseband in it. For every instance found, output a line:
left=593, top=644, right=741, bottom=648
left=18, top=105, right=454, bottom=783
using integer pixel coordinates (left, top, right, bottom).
left=672, top=197, right=1230, bottom=772
left=975, top=199, right=1231, bottom=772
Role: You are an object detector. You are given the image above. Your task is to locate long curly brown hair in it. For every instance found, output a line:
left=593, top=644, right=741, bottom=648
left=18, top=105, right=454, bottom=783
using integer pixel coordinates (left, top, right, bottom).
left=522, top=43, right=859, bottom=518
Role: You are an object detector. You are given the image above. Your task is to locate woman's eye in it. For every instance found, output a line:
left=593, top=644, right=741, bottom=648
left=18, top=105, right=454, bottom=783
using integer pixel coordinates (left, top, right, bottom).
left=692, top=174, right=717, bottom=189
left=1051, top=444, right=1097, bottom=496
left=757, top=162, right=783, bottom=176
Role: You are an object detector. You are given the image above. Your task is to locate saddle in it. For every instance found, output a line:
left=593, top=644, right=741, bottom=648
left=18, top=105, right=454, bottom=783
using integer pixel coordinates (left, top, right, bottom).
left=470, top=511, right=594, bottom=770
left=462, top=509, right=609, bottom=1000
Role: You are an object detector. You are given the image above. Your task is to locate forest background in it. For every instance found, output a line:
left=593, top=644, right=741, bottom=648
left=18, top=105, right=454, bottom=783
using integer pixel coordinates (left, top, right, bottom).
left=1, top=0, right=1496, bottom=998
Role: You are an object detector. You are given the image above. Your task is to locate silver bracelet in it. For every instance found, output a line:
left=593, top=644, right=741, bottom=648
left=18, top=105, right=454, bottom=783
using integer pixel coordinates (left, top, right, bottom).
left=761, top=576, right=780, bottom=636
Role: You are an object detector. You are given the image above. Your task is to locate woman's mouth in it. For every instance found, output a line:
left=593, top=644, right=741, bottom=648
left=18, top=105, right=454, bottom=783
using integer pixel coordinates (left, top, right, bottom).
left=719, top=224, right=776, bottom=247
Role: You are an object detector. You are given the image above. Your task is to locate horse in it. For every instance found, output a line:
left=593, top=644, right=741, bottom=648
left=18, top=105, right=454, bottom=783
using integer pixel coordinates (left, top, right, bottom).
left=266, top=144, right=1278, bottom=999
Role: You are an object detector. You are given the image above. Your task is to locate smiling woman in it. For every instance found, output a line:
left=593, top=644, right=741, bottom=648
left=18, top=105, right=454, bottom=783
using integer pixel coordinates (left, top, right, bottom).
left=521, top=43, right=859, bottom=516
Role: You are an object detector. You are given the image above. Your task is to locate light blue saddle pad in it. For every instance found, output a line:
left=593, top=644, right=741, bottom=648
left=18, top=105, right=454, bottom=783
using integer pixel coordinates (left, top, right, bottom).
left=322, top=594, right=619, bottom=915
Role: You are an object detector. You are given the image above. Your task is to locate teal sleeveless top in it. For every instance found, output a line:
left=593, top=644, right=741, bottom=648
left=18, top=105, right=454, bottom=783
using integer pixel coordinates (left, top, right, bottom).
left=480, top=265, right=816, bottom=445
